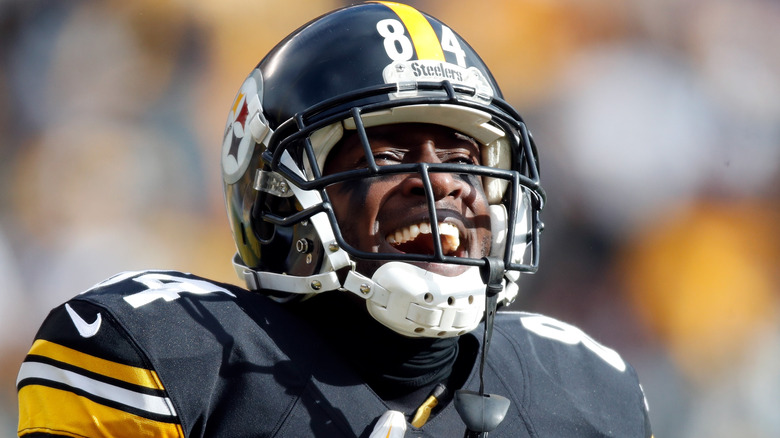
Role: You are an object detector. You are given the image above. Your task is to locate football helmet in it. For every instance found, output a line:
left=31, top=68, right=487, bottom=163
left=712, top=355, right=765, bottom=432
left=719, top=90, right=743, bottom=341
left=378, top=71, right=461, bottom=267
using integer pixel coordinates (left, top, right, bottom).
left=222, top=2, right=544, bottom=338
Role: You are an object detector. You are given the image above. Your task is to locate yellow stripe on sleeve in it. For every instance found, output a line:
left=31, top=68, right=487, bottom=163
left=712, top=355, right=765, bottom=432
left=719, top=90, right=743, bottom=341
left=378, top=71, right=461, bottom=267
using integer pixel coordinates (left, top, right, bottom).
left=28, top=339, right=164, bottom=390
left=377, top=1, right=445, bottom=61
left=18, top=384, right=183, bottom=438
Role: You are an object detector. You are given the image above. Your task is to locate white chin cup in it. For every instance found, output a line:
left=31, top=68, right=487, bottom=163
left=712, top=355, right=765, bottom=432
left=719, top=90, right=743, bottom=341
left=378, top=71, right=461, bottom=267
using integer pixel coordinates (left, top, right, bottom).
left=345, top=262, right=488, bottom=338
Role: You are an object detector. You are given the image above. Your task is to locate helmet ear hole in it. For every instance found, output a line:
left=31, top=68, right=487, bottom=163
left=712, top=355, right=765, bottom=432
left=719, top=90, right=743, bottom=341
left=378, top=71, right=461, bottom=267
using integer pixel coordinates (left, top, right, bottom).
left=247, top=188, right=324, bottom=277
left=239, top=224, right=249, bottom=245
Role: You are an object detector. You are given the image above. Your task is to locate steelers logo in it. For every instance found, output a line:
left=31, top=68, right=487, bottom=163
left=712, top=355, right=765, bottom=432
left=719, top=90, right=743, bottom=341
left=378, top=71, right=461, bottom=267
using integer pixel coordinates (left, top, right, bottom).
left=222, top=69, right=264, bottom=184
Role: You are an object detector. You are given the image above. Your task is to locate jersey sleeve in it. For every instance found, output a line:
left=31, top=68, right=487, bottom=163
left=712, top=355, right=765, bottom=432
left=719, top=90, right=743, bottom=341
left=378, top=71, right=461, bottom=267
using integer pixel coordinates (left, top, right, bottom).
left=16, top=299, right=184, bottom=437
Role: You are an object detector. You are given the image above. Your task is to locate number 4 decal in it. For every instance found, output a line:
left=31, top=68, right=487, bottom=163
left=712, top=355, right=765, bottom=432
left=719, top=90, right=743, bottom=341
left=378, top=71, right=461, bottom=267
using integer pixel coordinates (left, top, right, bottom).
left=521, top=314, right=627, bottom=372
left=440, top=26, right=466, bottom=67
left=119, top=273, right=236, bottom=308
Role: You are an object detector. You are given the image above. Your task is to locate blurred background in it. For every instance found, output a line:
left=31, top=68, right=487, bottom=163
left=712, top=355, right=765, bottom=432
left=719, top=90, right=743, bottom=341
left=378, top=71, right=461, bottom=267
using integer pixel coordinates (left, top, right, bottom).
left=1, top=0, right=778, bottom=436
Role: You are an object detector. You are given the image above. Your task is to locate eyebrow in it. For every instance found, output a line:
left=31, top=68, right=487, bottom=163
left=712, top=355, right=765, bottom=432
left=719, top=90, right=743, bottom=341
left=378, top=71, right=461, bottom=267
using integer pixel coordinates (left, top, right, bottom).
left=454, top=132, right=478, bottom=146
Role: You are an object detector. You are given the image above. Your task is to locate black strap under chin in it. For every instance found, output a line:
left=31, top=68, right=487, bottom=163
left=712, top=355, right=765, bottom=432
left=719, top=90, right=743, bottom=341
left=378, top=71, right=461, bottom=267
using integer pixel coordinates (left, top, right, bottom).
left=479, top=257, right=503, bottom=394
left=454, top=257, right=510, bottom=438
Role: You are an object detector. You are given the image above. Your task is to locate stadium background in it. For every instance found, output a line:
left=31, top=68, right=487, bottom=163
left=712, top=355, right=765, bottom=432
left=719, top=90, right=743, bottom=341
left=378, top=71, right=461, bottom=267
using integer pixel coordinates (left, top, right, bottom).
left=1, top=1, right=778, bottom=436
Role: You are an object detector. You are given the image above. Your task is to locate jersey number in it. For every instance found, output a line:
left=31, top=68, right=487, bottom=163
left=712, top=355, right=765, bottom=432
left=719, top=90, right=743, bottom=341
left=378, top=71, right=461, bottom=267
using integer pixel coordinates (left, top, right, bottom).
left=521, top=314, right=626, bottom=372
left=94, top=271, right=236, bottom=308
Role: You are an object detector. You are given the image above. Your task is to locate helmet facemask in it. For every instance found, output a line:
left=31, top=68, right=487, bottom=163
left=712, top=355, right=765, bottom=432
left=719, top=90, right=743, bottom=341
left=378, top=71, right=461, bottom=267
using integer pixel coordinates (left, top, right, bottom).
left=245, top=84, right=543, bottom=337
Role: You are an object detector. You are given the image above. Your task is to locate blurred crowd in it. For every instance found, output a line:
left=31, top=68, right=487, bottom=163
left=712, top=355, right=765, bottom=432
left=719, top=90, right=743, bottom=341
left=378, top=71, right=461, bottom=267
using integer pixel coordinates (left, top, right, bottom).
left=1, top=0, right=778, bottom=436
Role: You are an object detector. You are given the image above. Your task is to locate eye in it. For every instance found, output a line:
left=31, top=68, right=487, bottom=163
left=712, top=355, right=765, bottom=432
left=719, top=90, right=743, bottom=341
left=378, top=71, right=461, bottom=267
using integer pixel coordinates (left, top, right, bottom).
left=443, top=151, right=480, bottom=165
left=448, top=156, right=477, bottom=165
left=372, top=150, right=404, bottom=166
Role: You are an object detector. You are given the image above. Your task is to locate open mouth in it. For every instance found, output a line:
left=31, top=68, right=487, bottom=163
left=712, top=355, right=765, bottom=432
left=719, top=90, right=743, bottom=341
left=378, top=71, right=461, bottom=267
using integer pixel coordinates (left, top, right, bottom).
left=386, top=221, right=462, bottom=256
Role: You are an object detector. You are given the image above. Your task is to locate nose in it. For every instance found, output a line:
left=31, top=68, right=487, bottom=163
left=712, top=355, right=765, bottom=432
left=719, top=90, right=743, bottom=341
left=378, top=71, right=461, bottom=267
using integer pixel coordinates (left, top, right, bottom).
left=400, top=143, right=467, bottom=201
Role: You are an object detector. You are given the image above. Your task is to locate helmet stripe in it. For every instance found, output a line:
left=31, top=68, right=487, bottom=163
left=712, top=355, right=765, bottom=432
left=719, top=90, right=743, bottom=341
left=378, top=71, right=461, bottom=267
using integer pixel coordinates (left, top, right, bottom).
left=376, top=1, right=445, bottom=61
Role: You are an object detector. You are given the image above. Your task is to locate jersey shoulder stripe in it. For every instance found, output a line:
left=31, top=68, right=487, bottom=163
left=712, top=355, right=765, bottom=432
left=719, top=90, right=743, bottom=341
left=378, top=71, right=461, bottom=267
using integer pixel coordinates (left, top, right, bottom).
left=18, top=290, right=183, bottom=437
left=18, top=360, right=175, bottom=420
left=18, top=384, right=183, bottom=438
left=24, top=339, right=165, bottom=390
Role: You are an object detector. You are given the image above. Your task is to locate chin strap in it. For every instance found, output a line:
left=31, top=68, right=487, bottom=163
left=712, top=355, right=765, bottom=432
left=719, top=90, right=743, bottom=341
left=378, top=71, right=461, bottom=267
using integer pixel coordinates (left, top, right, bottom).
left=232, top=254, right=341, bottom=296
left=454, top=257, right=511, bottom=438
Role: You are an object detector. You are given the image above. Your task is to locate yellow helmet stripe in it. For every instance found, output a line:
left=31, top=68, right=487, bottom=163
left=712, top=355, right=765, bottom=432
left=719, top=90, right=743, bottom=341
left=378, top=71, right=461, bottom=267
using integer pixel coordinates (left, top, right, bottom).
left=376, top=1, right=445, bottom=61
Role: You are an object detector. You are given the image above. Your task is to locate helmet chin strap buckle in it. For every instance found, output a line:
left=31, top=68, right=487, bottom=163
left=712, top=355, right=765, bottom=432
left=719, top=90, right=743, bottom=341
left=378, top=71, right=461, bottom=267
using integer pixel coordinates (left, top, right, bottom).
left=454, top=257, right=510, bottom=437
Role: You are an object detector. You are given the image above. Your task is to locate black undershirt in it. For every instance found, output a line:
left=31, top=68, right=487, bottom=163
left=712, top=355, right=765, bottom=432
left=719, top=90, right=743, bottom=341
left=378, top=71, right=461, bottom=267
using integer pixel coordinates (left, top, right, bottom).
left=291, top=292, right=479, bottom=415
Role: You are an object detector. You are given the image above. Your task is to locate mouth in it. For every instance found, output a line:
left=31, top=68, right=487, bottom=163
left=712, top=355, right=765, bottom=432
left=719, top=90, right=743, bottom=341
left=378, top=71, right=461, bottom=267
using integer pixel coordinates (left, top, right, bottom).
left=385, top=221, right=463, bottom=257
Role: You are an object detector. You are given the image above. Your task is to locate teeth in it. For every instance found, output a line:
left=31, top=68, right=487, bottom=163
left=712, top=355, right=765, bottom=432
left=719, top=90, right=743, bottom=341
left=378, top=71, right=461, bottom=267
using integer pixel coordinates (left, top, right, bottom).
left=386, top=221, right=461, bottom=252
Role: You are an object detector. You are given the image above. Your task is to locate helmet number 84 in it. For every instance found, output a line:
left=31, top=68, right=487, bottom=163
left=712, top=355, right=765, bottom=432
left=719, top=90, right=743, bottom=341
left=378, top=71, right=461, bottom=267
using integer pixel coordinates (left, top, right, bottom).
left=376, top=19, right=466, bottom=67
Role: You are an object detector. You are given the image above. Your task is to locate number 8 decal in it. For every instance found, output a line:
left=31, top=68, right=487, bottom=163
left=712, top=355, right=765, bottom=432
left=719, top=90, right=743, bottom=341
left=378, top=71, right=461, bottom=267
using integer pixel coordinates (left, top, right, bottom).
left=521, top=314, right=627, bottom=372
left=376, top=19, right=413, bottom=61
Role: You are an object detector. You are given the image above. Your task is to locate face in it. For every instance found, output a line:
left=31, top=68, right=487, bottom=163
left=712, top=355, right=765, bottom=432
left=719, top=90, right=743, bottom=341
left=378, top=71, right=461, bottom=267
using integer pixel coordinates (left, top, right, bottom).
left=323, top=123, right=492, bottom=277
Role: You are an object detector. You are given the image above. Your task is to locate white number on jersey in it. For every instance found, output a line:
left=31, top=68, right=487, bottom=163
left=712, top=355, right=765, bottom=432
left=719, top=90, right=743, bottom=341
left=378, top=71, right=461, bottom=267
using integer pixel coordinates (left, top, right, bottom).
left=95, top=272, right=237, bottom=308
left=521, top=314, right=626, bottom=372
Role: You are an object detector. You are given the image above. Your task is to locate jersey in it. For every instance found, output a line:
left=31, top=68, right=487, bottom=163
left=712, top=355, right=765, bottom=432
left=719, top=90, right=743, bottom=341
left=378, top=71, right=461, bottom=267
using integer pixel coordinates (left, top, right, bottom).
left=17, top=270, right=652, bottom=437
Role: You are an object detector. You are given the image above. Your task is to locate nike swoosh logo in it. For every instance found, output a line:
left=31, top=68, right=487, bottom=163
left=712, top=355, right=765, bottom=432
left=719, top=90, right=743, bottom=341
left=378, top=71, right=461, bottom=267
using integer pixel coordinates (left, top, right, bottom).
left=65, top=303, right=102, bottom=338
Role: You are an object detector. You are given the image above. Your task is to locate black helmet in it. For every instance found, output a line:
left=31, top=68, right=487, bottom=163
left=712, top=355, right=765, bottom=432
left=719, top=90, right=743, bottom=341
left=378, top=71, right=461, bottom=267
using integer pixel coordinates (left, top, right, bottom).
left=221, top=2, right=544, bottom=338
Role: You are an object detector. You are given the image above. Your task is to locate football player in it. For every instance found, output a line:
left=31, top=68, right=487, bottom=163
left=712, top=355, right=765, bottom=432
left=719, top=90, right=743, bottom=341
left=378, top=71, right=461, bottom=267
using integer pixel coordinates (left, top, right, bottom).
left=17, top=2, right=652, bottom=437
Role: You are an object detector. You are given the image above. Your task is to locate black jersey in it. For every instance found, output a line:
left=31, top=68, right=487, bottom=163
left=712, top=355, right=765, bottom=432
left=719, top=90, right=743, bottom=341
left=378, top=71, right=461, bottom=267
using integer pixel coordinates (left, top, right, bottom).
left=17, top=270, right=652, bottom=437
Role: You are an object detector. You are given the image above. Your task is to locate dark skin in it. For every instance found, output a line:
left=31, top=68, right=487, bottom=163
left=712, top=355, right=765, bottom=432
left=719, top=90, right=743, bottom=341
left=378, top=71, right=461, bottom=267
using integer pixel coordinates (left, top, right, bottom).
left=323, top=123, right=493, bottom=277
